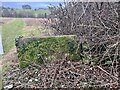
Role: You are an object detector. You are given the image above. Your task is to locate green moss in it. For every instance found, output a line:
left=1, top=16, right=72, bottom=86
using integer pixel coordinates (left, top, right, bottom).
left=16, top=35, right=85, bottom=68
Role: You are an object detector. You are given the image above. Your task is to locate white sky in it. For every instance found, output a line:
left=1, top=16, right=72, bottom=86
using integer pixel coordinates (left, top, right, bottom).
left=0, top=0, right=118, bottom=2
left=1, top=0, right=64, bottom=2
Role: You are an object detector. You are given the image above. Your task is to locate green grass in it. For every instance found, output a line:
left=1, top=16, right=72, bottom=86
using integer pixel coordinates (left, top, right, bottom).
left=2, top=18, right=51, bottom=53
left=16, top=9, right=50, bottom=14
left=22, top=28, right=50, bottom=37
left=2, top=19, right=25, bottom=53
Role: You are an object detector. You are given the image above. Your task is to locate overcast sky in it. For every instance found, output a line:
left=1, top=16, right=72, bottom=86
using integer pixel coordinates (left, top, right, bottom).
left=0, top=0, right=119, bottom=2
left=1, top=0, right=64, bottom=2
left=0, top=0, right=118, bottom=3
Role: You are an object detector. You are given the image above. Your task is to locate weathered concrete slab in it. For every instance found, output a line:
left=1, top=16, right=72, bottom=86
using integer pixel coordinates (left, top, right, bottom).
left=15, top=35, right=77, bottom=48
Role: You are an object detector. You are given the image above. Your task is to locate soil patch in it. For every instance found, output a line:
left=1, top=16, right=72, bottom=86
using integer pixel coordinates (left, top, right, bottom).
left=0, top=18, right=15, bottom=25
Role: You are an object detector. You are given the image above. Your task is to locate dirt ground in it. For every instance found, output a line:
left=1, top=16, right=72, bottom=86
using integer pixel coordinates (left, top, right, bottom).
left=0, top=18, right=15, bottom=25
left=23, top=18, right=49, bottom=26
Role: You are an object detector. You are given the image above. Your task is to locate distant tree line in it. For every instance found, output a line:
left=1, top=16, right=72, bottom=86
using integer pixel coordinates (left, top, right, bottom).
left=22, top=5, right=32, bottom=9
left=0, top=5, right=49, bottom=18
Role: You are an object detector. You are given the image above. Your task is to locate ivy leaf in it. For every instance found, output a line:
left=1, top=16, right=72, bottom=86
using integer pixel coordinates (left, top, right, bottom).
left=105, top=61, right=112, bottom=65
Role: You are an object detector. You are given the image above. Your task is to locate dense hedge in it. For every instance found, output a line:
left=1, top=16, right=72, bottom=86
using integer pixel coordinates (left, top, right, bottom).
left=49, top=2, right=119, bottom=66
left=16, top=35, right=87, bottom=68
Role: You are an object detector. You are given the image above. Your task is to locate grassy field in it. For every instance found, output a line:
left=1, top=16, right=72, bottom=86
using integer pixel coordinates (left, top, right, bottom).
left=2, top=18, right=49, bottom=53
left=2, top=19, right=24, bottom=53
left=16, top=9, right=50, bottom=14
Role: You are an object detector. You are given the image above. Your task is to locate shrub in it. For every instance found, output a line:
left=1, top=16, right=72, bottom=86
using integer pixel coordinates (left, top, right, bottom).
left=16, top=35, right=87, bottom=68
left=49, top=2, right=119, bottom=65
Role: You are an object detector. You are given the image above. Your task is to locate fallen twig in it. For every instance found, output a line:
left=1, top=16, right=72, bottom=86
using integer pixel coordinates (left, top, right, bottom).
left=97, top=66, right=118, bottom=80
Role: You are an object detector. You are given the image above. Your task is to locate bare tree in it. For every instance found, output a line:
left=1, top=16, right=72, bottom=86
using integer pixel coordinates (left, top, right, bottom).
left=49, top=1, right=120, bottom=66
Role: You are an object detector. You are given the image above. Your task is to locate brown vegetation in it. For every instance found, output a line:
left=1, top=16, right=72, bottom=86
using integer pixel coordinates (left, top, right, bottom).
left=3, top=59, right=118, bottom=89
left=50, top=2, right=119, bottom=67
left=0, top=18, right=14, bottom=25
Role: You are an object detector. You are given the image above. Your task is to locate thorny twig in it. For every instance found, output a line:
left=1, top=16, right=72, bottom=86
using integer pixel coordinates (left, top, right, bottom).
left=97, top=66, right=118, bottom=80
